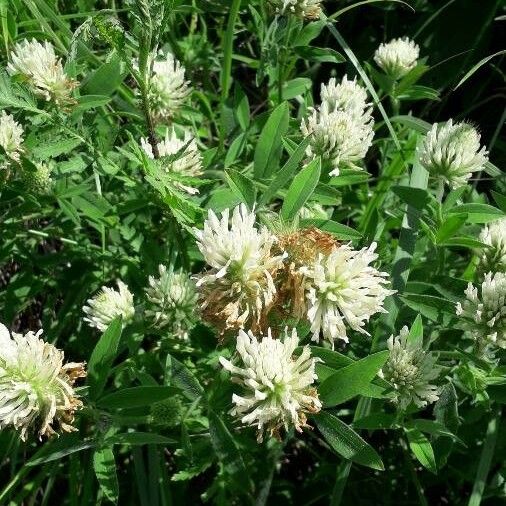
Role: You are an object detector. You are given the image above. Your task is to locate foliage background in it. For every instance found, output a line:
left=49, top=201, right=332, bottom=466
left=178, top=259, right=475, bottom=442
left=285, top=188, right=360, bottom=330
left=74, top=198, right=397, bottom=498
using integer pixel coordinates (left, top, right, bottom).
left=0, top=0, right=505, bottom=505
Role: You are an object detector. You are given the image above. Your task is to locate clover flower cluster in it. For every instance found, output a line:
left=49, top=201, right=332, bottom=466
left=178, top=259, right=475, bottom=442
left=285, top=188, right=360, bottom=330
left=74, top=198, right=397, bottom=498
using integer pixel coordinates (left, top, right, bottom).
left=145, top=264, right=197, bottom=339
left=83, top=280, right=135, bottom=331
left=195, top=205, right=393, bottom=347
left=0, top=323, right=86, bottom=440
left=301, top=75, right=374, bottom=176
left=220, top=327, right=321, bottom=441
left=270, top=0, right=323, bottom=19
left=0, top=111, right=24, bottom=162
left=379, top=327, right=440, bottom=410
left=146, top=52, right=191, bottom=123
left=478, top=218, right=506, bottom=274
left=141, top=128, right=203, bottom=195
left=420, top=120, right=488, bottom=189
left=457, top=271, right=506, bottom=352
left=194, top=204, right=286, bottom=335
left=374, top=37, right=419, bottom=79
left=8, top=39, right=77, bottom=105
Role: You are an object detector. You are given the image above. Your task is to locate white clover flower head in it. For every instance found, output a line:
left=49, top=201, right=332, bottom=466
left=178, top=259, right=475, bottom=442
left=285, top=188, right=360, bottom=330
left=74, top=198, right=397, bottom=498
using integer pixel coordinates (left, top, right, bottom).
left=145, top=265, right=197, bottom=339
left=194, top=204, right=285, bottom=333
left=0, top=323, right=86, bottom=441
left=141, top=129, right=202, bottom=195
left=271, top=0, right=322, bottom=19
left=0, top=111, right=24, bottom=161
left=304, top=242, right=394, bottom=346
left=24, top=163, right=52, bottom=194
left=456, top=272, right=506, bottom=351
left=374, top=37, right=420, bottom=79
left=219, top=327, right=321, bottom=441
left=147, top=52, right=191, bottom=122
left=420, top=120, right=488, bottom=189
left=83, top=280, right=135, bottom=331
left=379, top=326, right=440, bottom=410
left=479, top=218, right=506, bottom=273
left=320, top=76, right=370, bottom=119
left=8, top=39, right=77, bottom=105
left=301, top=102, right=374, bottom=176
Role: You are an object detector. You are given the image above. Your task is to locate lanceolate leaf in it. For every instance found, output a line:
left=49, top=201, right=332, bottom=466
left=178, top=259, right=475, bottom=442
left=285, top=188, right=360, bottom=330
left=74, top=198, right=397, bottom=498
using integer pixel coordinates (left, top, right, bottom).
left=87, top=317, right=123, bottom=400
left=253, top=102, right=289, bottom=179
left=405, top=427, right=437, bottom=474
left=318, top=351, right=389, bottom=407
left=314, top=411, right=384, bottom=470
left=93, top=447, right=119, bottom=504
left=280, top=157, right=321, bottom=221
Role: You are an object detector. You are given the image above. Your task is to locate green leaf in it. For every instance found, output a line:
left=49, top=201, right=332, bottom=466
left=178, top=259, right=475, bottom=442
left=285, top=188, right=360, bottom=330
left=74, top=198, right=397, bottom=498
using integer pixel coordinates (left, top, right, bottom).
left=435, top=214, right=467, bottom=243
left=27, top=436, right=95, bottom=466
left=167, top=355, right=205, bottom=402
left=329, top=169, right=370, bottom=187
left=225, top=169, right=256, bottom=209
left=281, top=77, right=312, bottom=100
left=253, top=102, right=289, bottom=178
left=97, top=386, right=178, bottom=409
left=407, top=314, right=423, bottom=348
left=82, top=51, right=126, bottom=96
left=392, top=186, right=433, bottom=211
left=208, top=410, right=251, bottom=490
left=281, top=158, right=321, bottom=221
left=32, top=137, right=83, bottom=160
left=319, top=351, right=389, bottom=407
left=93, top=447, right=119, bottom=504
left=400, top=293, right=455, bottom=323
left=309, top=346, right=353, bottom=369
left=313, top=411, right=384, bottom=470
left=300, top=219, right=362, bottom=240
left=74, top=95, right=112, bottom=112
left=448, top=204, right=504, bottom=224
left=352, top=413, right=396, bottom=430
left=259, top=136, right=312, bottom=206
left=106, top=432, right=176, bottom=446
left=405, top=428, right=437, bottom=474
left=294, top=46, right=345, bottom=63
left=440, top=236, right=488, bottom=249
left=87, top=317, right=123, bottom=400
left=234, top=85, right=250, bottom=131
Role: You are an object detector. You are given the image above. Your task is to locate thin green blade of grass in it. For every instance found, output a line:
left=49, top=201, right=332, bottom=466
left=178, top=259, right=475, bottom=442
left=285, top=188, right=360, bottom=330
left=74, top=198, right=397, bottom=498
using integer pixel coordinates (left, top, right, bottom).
left=468, top=410, right=501, bottom=506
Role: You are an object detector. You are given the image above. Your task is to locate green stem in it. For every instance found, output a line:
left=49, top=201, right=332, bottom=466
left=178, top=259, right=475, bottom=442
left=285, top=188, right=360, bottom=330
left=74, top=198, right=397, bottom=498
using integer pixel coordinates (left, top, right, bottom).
left=220, top=0, right=242, bottom=104
left=469, top=409, right=501, bottom=506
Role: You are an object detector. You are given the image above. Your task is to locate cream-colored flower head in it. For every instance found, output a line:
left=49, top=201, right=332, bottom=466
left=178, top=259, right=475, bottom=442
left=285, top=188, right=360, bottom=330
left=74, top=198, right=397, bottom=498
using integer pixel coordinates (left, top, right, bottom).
left=271, top=0, right=322, bottom=19
left=456, top=272, right=506, bottom=351
left=320, top=76, right=371, bottom=119
left=147, top=52, right=191, bottom=122
left=478, top=218, right=506, bottom=273
left=304, top=242, right=394, bottom=346
left=0, top=111, right=24, bottom=162
left=379, top=326, right=440, bottom=410
left=0, top=323, right=86, bottom=440
left=83, top=280, right=135, bottom=331
left=141, top=129, right=202, bottom=195
left=145, top=265, right=197, bottom=339
left=420, top=120, right=488, bottom=189
left=194, top=204, right=285, bottom=334
left=219, top=327, right=321, bottom=441
left=301, top=102, right=374, bottom=176
left=8, top=39, right=77, bottom=105
left=374, top=37, right=419, bottom=79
